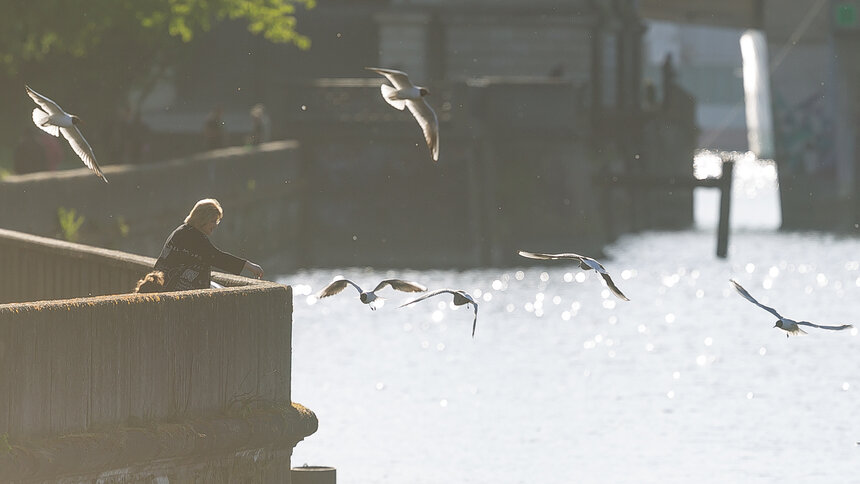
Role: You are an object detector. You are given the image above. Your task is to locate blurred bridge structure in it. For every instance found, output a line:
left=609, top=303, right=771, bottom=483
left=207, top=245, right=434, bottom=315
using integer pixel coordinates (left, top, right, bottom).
left=640, top=0, right=860, bottom=230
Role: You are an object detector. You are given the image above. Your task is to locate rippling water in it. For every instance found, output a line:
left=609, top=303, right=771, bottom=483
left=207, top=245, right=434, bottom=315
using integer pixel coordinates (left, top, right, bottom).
left=279, top=156, right=860, bottom=483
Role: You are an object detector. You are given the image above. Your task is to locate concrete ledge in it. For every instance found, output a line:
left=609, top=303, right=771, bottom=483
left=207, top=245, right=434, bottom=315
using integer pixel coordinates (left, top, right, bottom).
left=0, top=402, right=317, bottom=482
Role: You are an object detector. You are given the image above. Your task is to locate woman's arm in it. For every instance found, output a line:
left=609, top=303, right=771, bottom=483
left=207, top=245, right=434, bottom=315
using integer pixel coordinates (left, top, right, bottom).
left=243, top=260, right=264, bottom=279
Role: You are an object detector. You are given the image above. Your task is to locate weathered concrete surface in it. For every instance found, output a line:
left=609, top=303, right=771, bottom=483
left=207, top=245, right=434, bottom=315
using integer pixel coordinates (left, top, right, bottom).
left=0, top=229, right=313, bottom=483
left=0, top=403, right=317, bottom=483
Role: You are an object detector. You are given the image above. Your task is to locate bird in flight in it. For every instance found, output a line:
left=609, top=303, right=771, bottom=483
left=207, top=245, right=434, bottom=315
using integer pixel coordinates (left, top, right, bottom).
left=517, top=250, right=630, bottom=301
left=399, top=289, right=479, bottom=338
left=316, top=278, right=427, bottom=310
left=730, top=279, right=853, bottom=337
left=366, top=67, right=439, bottom=162
left=25, top=85, right=107, bottom=183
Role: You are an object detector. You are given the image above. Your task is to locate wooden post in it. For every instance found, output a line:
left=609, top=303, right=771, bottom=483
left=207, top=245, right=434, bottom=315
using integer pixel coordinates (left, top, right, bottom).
left=716, top=159, right=734, bottom=258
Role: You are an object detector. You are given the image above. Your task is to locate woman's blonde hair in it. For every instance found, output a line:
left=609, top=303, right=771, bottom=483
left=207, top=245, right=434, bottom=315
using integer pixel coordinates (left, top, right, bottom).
left=184, top=198, right=223, bottom=229
left=135, top=271, right=165, bottom=293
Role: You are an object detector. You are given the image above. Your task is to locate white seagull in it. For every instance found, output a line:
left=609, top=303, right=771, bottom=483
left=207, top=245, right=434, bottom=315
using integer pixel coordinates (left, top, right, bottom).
left=26, top=85, right=107, bottom=183
left=518, top=250, right=630, bottom=301
left=316, top=278, right=427, bottom=310
left=730, top=279, right=853, bottom=337
left=399, top=289, right=478, bottom=338
left=365, top=67, right=439, bottom=162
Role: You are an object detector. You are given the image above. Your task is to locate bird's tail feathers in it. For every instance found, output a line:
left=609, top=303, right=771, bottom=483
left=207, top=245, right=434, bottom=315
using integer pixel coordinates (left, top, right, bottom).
left=380, top=84, right=407, bottom=110
left=32, top=109, right=59, bottom=137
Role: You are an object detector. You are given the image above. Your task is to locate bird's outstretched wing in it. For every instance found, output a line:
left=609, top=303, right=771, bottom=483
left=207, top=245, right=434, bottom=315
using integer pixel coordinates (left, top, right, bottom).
left=26, top=85, right=64, bottom=115
left=796, top=321, right=853, bottom=331
left=518, top=250, right=585, bottom=262
left=61, top=126, right=107, bottom=183
left=406, top=99, right=439, bottom=162
left=374, top=279, right=427, bottom=293
left=599, top=273, right=630, bottom=301
left=398, top=289, right=454, bottom=308
left=365, top=67, right=414, bottom=90
left=317, top=279, right=362, bottom=298
left=31, top=109, right=59, bottom=136
left=730, top=279, right=783, bottom=319
left=469, top=302, right=479, bottom=338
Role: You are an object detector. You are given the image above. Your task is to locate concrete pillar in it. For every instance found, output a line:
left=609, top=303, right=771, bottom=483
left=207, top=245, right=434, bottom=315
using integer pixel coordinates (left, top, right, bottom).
left=292, top=466, right=336, bottom=484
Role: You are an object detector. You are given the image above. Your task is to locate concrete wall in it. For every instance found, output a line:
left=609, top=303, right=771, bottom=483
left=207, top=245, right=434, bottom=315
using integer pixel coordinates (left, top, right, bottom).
left=285, top=77, right=619, bottom=267
left=0, top=229, right=315, bottom=483
left=3, top=73, right=698, bottom=272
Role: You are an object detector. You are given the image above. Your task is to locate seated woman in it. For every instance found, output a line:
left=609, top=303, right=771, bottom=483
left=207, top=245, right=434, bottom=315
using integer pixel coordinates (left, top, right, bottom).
left=154, top=198, right=264, bottom=291
left=134, top=270, right=165, bottom=293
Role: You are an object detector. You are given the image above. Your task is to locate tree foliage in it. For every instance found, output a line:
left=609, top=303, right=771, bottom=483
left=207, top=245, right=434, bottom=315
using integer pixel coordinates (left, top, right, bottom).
left=0, top=0, right=314, bottom=75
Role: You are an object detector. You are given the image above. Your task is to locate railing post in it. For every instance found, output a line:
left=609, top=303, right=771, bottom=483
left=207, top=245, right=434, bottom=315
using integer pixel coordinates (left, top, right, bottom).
left=716, top=158, right=735, bottom=258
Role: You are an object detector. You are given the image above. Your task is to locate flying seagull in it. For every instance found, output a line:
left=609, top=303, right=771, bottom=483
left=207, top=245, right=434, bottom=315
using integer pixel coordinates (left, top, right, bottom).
left=26, top=85, right=107, bottom=183
left=316, top=278, right=427, bottom=310
left=518, top=250, right=630, bottom=301
left=365, top=67, right=439, bottom=162
left=399, top=289, right=479, bottom=338
left=730, top=279, right=853, bottom=337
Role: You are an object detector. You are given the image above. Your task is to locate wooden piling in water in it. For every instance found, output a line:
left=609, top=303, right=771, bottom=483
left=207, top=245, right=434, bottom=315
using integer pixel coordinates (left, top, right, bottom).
left=716, top=159, right=734, bottom=259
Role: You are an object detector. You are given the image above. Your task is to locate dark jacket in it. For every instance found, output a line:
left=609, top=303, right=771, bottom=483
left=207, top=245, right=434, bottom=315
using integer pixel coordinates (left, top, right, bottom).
left=154, top=223, right=245, bottom=291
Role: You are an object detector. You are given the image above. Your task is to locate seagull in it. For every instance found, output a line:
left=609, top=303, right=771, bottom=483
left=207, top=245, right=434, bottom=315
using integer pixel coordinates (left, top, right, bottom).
left=26, top=85, right=107, bottom=183
left=730, top=279, right=853, bottom=337
left=316, top=278, right=427, bottom=310
left=398, top=289, right=478, bottom=338
left=365, top=67, right=439, bottom=162
left=517, top=250, right=630, bottom=301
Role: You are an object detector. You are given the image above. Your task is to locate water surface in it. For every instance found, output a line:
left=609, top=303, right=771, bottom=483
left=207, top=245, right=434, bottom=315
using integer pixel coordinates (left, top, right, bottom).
left=280, top=158, right=860, bottom=483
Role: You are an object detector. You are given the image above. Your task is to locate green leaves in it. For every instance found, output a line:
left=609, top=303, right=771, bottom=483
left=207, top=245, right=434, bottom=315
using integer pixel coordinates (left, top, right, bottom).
left=0, top=0, right=314, bottom=73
